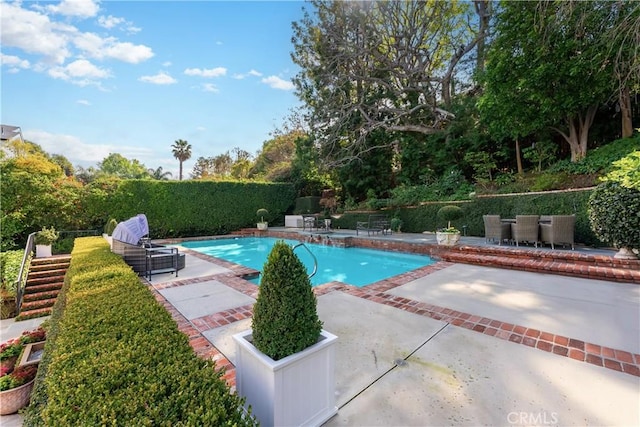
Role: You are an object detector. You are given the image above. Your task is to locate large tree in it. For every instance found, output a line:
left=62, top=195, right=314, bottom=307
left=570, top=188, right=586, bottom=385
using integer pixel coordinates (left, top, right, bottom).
left=480, top=1, right=618, bottom=162
left=291, top=0, right=486, bottom=165
left=171, top=139, right=192, bottom=180
left=98, top=153, right=150, bottom=179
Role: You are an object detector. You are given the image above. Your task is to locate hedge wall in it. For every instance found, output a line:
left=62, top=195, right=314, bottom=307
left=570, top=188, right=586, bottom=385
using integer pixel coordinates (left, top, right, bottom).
left=332, top=188, right=601, bottom=246
left=92, top=180, right=296, bottom=238
left=24, top=237, right=255, bottom=426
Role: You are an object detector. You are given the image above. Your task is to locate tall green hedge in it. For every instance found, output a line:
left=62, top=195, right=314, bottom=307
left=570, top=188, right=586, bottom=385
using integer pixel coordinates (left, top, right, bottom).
left=90, top=180, right=296, bottom=238
left=333, top=188, right=601, bottom=246
left=24, top=237, right=255, bottom=426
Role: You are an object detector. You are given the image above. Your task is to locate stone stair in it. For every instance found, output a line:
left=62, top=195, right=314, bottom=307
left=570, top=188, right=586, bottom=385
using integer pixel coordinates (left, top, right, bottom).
left=18, top=255, right=71, bottom=320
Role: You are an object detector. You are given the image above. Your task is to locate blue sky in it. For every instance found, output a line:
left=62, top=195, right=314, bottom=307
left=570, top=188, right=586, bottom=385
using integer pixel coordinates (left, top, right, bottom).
left=1, top=0, right=307, bottom=178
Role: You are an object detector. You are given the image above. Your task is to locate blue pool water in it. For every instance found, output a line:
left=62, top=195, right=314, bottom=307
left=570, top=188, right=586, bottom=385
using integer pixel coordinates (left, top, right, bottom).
left=181, top=237, right=434, bottom=287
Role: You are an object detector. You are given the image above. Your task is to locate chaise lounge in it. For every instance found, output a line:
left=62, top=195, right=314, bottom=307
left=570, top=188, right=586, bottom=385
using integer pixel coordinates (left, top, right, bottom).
left=111, top=214, right=185, bottom=280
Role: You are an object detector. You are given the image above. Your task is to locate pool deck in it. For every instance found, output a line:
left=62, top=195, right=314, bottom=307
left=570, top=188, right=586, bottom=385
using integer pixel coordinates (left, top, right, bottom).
left=2, top=229, right=639, bottom=426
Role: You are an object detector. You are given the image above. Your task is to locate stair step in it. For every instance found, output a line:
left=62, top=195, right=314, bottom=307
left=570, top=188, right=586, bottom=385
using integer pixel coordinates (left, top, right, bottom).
left=21, top=298, right=57, bottom=311
left=23, top=289, right=61, bottom=301
left=24, top=282, right=63, bottom=294
left=31, top=256, right=71, bottom=266
left=16, top=307, right=53, bottom=320
left=26, top=275, right=66, bottom=286
left=29, top=262, right=69, bottom=272
left=28, top=268, right=68, bottom=279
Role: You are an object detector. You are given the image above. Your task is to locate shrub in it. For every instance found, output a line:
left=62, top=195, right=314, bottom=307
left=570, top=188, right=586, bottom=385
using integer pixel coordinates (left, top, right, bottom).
left=588, top=181, right=640, bottom=250
left=34, top=227, right=59, bottom=245
left=0, top=250, right=24, bottom=297
left=23, top=237, right=255, bottom=426
left=256, top=208, right=269, bottom=224
left=251, top=241, right=322, bottom=361
left=437, top=205, right=464, bottom=230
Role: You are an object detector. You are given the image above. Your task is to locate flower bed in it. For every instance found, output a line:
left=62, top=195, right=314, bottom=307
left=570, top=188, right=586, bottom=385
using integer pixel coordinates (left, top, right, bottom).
left=0, top=327, right=46, bottom=414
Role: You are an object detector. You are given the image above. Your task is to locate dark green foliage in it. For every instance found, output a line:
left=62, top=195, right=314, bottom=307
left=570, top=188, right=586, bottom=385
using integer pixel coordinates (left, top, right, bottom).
left=588, top=182, right=640, bottom=249
left=98, top=180, right=295, bottom=238
left=294, top=196, right=322, bottom=214
left=437, top=205, right=464, bottom=228
left=251, top=241, right=322, bottom=361
left=549, top=134, right=640, bottom=175
left=23, top=237, right=255, bottom=426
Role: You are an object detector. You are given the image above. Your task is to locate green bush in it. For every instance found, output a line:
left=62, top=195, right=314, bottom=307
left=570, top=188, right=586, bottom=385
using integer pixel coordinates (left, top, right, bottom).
left=251, top=241, right=322, bottom=361
left=588, top=181, right=640, bottom=250
left=34, top=227, right=59, bottom=245
left=104, top=218, right=118, bottom=235
left=437, top=205, right=464, bottom=230
left=24, top=237, right=255, bottom=426
left=0, top=250, right=24, bottom=297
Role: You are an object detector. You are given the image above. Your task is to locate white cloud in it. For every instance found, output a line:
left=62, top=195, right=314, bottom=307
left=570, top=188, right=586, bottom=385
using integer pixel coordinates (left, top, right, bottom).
left=261, top=75, right=294, bottom=90
left=46, top=0, right=100, bottom=18
left=77, top=99, right=91, bottom=106
left=98, top=15, right=124, bottom=29
left=184, top=67, right=227, bottom=78
left=163, top=61, right=172, bottom=67
left=139, top=71, right=177, bottom=85
left=1, top=53, right=31, bottom=70
left=1, top=2, right=74, bottom=65
left=73, top=33, right=154, bottom=63
left=202, top=83, right=219, bottom=93
left=196, top=126, right=206, bottom=131
left=233, top=69, right=262, bottom=80
left=48, top=59, right=111, bottom=85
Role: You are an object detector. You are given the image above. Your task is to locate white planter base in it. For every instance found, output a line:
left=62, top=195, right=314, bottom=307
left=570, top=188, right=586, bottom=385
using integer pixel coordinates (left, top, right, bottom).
left=35, top=244, right=52, bottom=258
left=233, top=329, right=338, bottom=427
left=436, top=231, right=461, bottom=246
left=257, top=222, right=268, bottom=231
left=614, top=247, right=639, bottom=260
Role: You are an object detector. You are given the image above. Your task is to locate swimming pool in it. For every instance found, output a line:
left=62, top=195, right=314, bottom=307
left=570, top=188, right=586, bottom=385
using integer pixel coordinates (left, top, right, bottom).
left=180, top=237, right=434, bottom=287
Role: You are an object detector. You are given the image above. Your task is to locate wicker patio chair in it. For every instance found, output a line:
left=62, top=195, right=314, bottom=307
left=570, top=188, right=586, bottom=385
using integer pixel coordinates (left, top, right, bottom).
left=302, top=214, right=318, bottom=231
left=482, top=215, right=511, bottom=245
left=540, top=214, right=575, bottom=250
left=510, top=215, right=540, bottom=247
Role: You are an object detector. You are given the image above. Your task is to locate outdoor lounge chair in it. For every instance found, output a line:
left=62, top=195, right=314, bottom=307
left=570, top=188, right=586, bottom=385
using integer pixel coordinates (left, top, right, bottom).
left=483, top=215, right=511, bottom=245
left=510, top=215, right=540, bottom=247
left=540, top=214, right=575, bottom=250
left=111, top=214, right=185, bottom=280
left=356, top=215, right=390, bottom=236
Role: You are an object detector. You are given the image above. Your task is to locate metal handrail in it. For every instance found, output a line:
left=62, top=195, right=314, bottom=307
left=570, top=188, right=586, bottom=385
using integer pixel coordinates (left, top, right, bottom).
left=292, top=242, right=318, bottom=279
left=15, top=232, right=36, bottom=312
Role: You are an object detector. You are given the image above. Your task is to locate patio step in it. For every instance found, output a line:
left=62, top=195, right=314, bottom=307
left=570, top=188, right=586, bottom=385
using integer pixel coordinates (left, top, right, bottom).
left=438, top=246, right=640, bottom=284
left=17, top=255, right=71, bottom=320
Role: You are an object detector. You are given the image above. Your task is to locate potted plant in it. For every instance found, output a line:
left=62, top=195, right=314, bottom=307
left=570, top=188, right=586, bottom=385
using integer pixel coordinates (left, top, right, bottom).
left=256, top=208, right=269, bottom=231
left=0, top=327, right=46, bottom=415
left=233, top=241, right=338, bottom=427
left=390, top=216, right=403, bottom=233
left=589, top=181, right=639, bottom=259
left=34, top=226, right=59, bottom=258
left=436, top=205, right=464, bottom=246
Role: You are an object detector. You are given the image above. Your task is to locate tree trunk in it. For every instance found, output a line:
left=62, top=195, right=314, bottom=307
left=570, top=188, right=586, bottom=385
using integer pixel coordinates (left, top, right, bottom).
left=474, top=0, right=491, bottom=74
left=552, top=105, right=598, bottom=162
left=179, top=162, right=183, bottom=181
left=515, top=138, right=523, bottom=175
left=620, top=85, right=633, bottom=138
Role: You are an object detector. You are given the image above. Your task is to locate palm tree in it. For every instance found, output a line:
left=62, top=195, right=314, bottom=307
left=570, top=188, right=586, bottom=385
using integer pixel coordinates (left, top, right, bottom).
left=171, top=139, right=192, bottom=180
left=148, top=166, right=173, bottom=180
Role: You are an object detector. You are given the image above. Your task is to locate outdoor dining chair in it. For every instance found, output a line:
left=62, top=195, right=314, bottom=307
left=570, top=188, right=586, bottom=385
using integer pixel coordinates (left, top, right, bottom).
left=540, top=214, right=575, bottom=250
left=510, top=215, right=540, bottom=247
left=482, top=215, right=511, bottom=245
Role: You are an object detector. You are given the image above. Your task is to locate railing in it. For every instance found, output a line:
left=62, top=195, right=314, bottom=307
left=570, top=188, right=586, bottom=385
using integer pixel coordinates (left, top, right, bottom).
left=15, top=232, right=36, bottom=312
left=14, top=229, right=100, bottom=312
left=292, top=242, right=318, bottom=279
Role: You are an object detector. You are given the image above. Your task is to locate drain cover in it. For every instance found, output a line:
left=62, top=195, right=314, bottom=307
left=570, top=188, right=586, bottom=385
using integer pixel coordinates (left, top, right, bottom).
left=394, top=358, right=407, bottom=367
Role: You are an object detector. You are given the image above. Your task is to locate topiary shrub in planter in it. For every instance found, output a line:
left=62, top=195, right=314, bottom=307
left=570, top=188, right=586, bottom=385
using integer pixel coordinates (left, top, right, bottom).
left=233, top=240, right=337, bottom=427
left=35, top=227, right=59, bottom=258
left=436, top=205, right=464, bottom=246
left=589, top=181, right=640, bottom=259
left=256, top=208, right=269, bottom=230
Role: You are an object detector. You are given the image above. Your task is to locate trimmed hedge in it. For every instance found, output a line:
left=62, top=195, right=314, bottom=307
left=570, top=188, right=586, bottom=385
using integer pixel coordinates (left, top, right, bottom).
left=333, top=188, right=601, bottom=246
left=24, top=237, right=255, bottom=426
left=90, top=180, right=296, bottom=238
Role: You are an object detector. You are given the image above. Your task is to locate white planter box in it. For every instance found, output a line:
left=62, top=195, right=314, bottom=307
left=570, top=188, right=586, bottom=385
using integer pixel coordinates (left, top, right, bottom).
left=233, top=329, right=338, bottom=427
left=436, top=231, right=461, bottom=246
left=285, top=215, right=303, bottom=228
left=35, top=244, right=52, bottom=258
